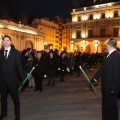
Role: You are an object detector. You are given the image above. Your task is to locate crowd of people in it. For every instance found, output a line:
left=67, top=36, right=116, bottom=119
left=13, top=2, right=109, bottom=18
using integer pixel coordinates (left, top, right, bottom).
left=20, top=48, right=107, bottom=92
left=1, top=35, right=120, bottom=120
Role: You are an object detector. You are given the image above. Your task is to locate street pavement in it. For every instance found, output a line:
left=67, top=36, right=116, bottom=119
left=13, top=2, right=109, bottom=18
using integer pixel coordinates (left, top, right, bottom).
left=1, top=68, right=120, bottom=120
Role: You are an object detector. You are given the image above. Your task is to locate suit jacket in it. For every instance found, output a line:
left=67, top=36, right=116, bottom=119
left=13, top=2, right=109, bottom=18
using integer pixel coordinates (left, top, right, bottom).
left=0, top=47, right=25, bottom=87
left=93, top=50, right=120, bottom=92
left=33, top=57, right=46, bottom=75
left=46, top=57, right=57, bottom=77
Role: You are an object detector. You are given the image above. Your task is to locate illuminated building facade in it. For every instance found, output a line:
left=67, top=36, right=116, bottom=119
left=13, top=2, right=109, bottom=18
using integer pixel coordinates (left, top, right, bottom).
left=71, top=2, right=120, bottom=53
left=32, top=18, right=60, bottom=51
left=0, top=20, right=45, bottom=51
left=61, top=22, right=72, bottom=52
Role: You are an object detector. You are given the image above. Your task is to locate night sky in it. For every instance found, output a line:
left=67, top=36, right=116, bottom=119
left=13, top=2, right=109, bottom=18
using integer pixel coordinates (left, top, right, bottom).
left=0, top=0, right=119, bottom=24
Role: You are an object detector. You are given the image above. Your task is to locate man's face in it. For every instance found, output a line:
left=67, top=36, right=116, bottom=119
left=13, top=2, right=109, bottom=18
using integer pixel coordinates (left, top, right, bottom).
left=37, top=52, right=42, bottom=59
left=106, top=43, right=110, bottom=52
left=50, top=53, right=53, bottom=58
left=62, top=53, right=66, bottom=58
left=2, top=37, right=11, bottom=48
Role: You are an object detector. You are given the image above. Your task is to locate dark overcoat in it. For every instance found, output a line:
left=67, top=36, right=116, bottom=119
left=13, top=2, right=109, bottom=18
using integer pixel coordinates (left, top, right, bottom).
left=0, top=47, right=25, bottom=87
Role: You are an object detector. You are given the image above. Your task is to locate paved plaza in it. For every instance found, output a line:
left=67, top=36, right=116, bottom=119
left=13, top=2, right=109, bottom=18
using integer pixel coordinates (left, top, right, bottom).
left=1, top=68, right=120, bottom=120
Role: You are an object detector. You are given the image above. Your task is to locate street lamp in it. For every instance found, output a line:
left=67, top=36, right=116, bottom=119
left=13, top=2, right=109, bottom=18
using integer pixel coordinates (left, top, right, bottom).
left=43, top=41, right=47, bottom=46
left=94, top=40, right=99, bottom=52
left=43, top=41, right=47, bottom=50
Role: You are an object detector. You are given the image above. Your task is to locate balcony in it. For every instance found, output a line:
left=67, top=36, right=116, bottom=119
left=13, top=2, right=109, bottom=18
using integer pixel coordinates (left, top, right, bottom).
left=87, top=34, right=114, bottom=38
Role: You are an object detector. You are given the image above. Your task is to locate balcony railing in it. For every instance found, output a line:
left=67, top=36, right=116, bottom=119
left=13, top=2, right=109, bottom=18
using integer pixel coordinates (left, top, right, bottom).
left=75, top=34, right=118, bottom=39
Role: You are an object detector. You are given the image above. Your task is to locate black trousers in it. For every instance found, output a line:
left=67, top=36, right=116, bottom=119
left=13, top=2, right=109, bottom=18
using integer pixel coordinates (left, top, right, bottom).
left=60, top=70, right=65, bottom=81
left=34, top=73, right=43, bottom=90
left=0, top=83, right=20, bottom=116
left=102, top=91, right=118, bottom=120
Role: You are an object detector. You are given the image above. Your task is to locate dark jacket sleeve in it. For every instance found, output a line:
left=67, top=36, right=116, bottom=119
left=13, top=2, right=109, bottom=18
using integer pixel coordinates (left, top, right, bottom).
left=15, top=50, right=25, bottom=81
left=92, top=66, right=102, bottom=80
left=111, top=54, right=120, bottom=91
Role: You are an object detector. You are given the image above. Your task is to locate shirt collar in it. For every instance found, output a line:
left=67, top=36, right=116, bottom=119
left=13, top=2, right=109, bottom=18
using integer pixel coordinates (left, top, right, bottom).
left=5, top=47, right=11, bottom=51
left=109, top=49, right=116, bottom=55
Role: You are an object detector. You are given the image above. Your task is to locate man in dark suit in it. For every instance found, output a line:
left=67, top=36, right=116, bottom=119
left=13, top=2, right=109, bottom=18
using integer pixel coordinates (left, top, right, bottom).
left=0, top=35, right=25, bottom=120
left=90, top=38, right=120, bottom=120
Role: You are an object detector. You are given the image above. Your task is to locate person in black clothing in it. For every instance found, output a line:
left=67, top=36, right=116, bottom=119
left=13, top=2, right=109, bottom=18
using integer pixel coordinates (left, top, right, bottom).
left=0, top=35, right=25, bottom=120
left=90, top=38, right=120, bottom=120
left=69, top=53, right=75, bottom=75
left=54, top=49, right=60, bottom=78
left=74, top=52, right=82, bottom=77
left=59, top=51, right=69, bottom=81
left=33, top=51, right=46, bottom=92
left=21, top=48, right=34, bottom=88
left=87, top=53, right=95, bottom=71
left=46, top=51, right=57, bottom=87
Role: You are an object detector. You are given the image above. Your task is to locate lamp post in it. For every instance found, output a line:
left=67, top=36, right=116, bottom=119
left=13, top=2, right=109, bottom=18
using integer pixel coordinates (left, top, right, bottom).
left=71, top=40, right=74, bottom=52
left=43, top=41, right=47, bottom=50
left=94, top=40, right=99, bottom=52
left=81, top=39, right=86, bottom=52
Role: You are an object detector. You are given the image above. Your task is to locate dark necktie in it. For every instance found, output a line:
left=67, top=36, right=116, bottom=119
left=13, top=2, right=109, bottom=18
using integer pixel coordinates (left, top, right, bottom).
left=4, top=50, right=8, bottom=59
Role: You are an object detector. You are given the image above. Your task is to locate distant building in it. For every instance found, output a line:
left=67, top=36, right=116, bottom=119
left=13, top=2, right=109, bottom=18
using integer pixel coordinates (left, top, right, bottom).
left=0, top=19, right=45, bottom=51
left=61, top=22, right=72, bottom=52
left=32, top=18, right=60, bottom=51
left=71, top=1, right=120, bottom=53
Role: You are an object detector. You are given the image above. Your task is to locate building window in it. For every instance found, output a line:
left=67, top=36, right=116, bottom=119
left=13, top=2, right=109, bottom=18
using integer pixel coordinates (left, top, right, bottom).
left=113, top=28, right=119, bottom=37
left=89, top=14, right=93, bottom=20
left=55, top=40, right=59, bottom=43
left=114, top=11, right=118, bottom=17
left=76, top=30, right=81, bottom=38
left=100, top=28, right=106, bottom=37
left=78, top=16, right=81, bottom=21
left=88, top=29, right=93, bottom=38
left=101, top=13, right=105, bottom=18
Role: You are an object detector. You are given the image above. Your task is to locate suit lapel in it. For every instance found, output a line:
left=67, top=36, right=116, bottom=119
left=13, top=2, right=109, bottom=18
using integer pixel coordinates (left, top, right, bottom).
left=108, top=50, right=116, bottom=58
left=1, top=49, right=6, bottom=61
left=106, top=50, right=116, bottom=59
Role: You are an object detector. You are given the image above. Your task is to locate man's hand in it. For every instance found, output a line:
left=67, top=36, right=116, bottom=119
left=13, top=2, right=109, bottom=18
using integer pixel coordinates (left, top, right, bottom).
left=44, top=74, right=47, bottom=78
left=28, top=58, right=32, bottom=61
left=90, top=78, right=97, bottom=85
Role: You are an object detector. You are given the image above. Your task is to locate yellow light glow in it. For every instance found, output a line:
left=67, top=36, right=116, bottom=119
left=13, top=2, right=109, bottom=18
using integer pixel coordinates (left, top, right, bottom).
left=84, top=7, right=86, bottom=10
left=0, top=25, right=3, bottom=28
left=72, top=33, right=76, bottom=39
left=74, top=47, right=77, bottom=50
left=7, top=26, right=37, bottom=35
left=72, top=15, right=78, bottom=22
left=95, top=5, right=98, bottom=8
left=81, top=14, right=88, bottom=21
left=81, top=40, right=86, bottom=47
left=93, top=12, right=101, bottom=19
left=72, top=9, right=75, bottom=12
left=81, top=33, right=86, bottom=38
left=94, top=40, right=99, bottom=45
left=61, top=48, right=64, bottom=51
left=105, top=10, right=114, bottom=18
left=82, top=40, right=86, bottom=43
left=108, top=3, right=112, bottom=6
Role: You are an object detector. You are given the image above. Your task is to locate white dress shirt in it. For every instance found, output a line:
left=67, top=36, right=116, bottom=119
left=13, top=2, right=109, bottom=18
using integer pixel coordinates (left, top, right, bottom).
left=106, top=49, right=116, bottom=58
left=4, top=47, right=11, bottom=59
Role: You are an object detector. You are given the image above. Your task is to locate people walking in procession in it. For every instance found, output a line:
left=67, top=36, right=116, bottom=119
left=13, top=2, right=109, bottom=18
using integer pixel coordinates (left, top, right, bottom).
left=33, top=51, right=46, bottom=92
left=59, top=51, right=69, bottom=81
left=46, top=51, right=57, bottom=87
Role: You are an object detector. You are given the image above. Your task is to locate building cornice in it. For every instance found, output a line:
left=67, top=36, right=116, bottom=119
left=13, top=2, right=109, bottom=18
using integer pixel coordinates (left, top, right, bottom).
left=0, top=19, right=44, bottom=36
left=71, top=2, right=120, bottom=15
